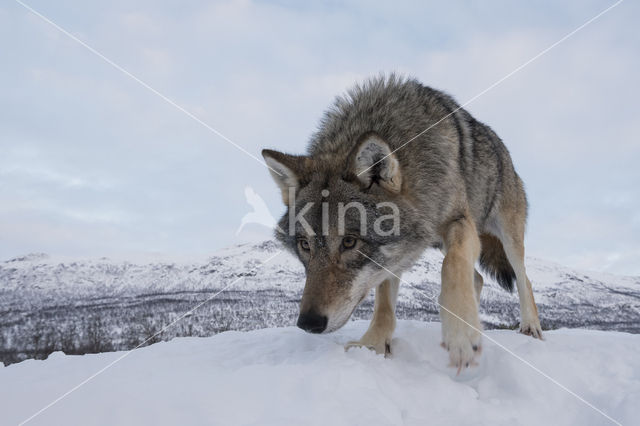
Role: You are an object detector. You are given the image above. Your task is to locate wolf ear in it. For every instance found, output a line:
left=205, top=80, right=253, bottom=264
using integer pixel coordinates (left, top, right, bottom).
left=262, top=149, right=307, bottom=205
left=351, top=133, right=402, bottom=193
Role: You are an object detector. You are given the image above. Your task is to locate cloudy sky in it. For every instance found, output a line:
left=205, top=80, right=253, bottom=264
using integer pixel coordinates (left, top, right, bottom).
left=1, top=0, right=638, bottom=275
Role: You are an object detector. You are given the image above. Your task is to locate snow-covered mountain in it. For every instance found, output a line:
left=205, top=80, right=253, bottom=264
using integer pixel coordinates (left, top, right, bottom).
left=2, top=321, right=638, bottom=426
left=1, top=240, right=639, bottom=365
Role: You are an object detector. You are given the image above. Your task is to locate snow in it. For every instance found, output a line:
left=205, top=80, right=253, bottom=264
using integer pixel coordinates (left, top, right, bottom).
left=2, top=320, right=638, bottom=426
left=2, top=240, right=639, bottom=423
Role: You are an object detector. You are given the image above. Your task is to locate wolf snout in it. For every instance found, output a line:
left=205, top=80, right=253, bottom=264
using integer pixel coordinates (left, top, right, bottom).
left=297, top=310, right=328, bottom=334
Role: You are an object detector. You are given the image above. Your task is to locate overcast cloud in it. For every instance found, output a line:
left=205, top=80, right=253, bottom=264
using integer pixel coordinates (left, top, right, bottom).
left=0, top=0, right=638, bottom=275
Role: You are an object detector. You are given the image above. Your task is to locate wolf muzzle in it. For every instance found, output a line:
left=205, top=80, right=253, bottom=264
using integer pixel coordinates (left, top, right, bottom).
left=297, top=310, right=328, bottom=334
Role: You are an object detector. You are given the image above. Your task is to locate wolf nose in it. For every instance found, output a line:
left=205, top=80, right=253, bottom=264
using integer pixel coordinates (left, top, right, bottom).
left=297, top=311, right=328, bottom=334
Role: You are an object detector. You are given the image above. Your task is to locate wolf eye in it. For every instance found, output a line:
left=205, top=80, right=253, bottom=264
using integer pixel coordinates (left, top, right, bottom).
left=342, top=236, right=357, bottom=250
left=298, top=239, right=310, bottom=252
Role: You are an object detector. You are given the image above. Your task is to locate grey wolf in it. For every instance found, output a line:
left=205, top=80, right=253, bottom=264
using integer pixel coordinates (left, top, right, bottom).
left=262, top=74, right=542, bottom=370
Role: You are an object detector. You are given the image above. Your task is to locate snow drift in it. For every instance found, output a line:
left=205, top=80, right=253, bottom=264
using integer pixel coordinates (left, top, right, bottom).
left=1, top=320, right=638, bottom=426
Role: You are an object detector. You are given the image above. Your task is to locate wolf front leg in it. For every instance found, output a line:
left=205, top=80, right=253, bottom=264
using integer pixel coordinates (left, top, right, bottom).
left=439, top=214, right=483, bottom=372
left=345, top=277, right=399, bottom=356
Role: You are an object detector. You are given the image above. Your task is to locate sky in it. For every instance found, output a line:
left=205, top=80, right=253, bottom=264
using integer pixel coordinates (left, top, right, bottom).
left=0, top=0, right=638, bottom=275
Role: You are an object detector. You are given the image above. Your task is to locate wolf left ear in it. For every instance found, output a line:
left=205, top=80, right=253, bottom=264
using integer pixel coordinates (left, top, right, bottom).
left=262, top=149, right=308, bottom=205
left=350, top=133, right=402, bottom=193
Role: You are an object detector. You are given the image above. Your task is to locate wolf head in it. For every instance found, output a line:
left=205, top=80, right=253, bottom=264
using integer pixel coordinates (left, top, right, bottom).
left=263, top=133, right=426, bottom=333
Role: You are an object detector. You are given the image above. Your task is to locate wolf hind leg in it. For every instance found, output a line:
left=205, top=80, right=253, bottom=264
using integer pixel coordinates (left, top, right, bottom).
left=345, top=277, right=399, bottom=356
left=495, top=218, right=543, bottom=339
left=501, top=236, right=543, bottom=339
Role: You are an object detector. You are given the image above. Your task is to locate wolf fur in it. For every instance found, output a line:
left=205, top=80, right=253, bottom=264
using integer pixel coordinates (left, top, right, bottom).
left=262, top=74, right=542, bottom=370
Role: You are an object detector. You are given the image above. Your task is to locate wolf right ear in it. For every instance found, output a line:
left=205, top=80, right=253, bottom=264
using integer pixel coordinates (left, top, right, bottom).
left=262, top=149, right=307, bottom=206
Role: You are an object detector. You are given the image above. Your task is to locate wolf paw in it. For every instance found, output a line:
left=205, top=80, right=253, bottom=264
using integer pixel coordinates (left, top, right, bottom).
left=441, top=321, right=482, bottom=374
left=345, top=337, right=391, bottom=357
left=441, top=336, right=482, bottom=374
left=519, top=317, right=544, bottom=340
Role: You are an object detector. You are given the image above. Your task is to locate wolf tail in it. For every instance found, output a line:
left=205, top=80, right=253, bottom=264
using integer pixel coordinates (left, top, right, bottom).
left=478, top=234, right=515, bottom=292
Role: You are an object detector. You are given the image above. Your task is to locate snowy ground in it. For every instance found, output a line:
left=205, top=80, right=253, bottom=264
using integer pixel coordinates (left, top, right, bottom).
left=1, top=320, right=638, bottom=426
